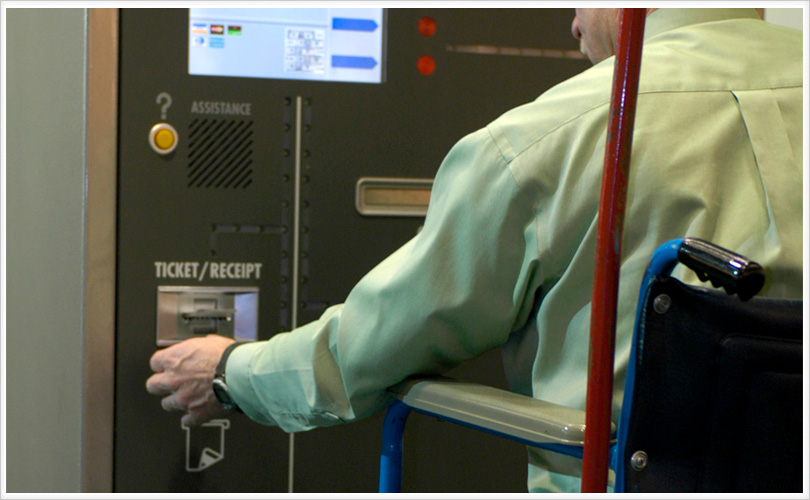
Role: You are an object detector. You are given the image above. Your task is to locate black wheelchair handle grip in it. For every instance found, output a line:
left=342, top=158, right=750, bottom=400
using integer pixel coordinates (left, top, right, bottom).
left=677, top=238, right=765, bottom=301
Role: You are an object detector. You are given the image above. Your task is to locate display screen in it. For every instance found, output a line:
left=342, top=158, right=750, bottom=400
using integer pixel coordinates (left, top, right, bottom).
left=189, top=8, right=385, bottom=84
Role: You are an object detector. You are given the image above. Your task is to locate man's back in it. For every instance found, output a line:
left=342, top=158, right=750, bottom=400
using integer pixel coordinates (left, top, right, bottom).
left=491, top=9, right=803, bottom=491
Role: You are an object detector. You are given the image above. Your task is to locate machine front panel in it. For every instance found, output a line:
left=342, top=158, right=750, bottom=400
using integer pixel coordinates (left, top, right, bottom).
left=115, top=8, right=588, bottom=492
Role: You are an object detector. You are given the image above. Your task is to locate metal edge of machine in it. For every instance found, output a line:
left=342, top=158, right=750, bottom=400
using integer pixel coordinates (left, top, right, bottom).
left=82, top=7, right=118, bottom=493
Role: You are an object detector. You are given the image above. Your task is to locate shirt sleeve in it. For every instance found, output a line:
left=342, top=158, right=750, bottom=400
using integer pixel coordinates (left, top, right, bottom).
left=225, top=127, right=544, bottom=432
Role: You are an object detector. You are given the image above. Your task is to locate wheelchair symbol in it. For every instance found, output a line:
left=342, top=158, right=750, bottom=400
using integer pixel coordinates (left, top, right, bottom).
left=182, top=419, right=230, bottom=472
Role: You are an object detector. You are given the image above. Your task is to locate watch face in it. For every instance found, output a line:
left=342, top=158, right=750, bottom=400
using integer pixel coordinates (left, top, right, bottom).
left=212, top=378, right=235, bottom=408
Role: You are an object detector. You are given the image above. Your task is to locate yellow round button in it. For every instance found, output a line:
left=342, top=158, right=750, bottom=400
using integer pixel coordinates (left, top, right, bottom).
left=155, top=128, right=176, bottom=150
left=149, top=123, right=178, bottom=155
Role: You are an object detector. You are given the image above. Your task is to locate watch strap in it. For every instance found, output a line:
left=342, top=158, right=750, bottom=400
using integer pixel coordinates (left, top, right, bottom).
left=213, top=341, right=248, bottom=413
left=216, top=341, right=245, bottom=378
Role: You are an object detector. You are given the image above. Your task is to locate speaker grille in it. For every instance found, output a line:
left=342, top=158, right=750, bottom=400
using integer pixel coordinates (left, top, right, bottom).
left=187, top=119, right=254, bottom=189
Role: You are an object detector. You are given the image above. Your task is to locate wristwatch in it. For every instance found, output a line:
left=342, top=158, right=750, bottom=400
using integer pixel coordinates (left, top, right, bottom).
left=212, top=342, right=245, bottom=413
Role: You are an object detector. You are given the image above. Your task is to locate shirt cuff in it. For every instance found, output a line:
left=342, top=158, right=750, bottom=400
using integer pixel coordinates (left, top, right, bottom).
left=224, top=341, right=279, bottom=426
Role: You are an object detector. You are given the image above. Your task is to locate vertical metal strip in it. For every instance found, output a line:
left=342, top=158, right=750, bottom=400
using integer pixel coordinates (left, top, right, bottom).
left=287, top=95, right=304, bottom=493
left=83, top=7, right=118, bottom=492
left=292, top=96, right=302, bottom=332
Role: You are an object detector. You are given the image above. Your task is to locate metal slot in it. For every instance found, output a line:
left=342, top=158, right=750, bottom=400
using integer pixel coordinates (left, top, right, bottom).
left=156, top=286, right=259, bottom=345
left=181, top=308, right=237, bottom=321
left=355, top=177, right=433, bottom=217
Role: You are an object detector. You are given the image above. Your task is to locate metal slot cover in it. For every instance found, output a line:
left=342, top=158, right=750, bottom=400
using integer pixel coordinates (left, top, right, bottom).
left=156, top=286, right=259, bottom=346
left=355, top=177, right=433, bottom=217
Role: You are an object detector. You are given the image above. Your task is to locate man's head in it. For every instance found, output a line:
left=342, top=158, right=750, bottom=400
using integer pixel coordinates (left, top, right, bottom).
left=572, top=8, right=765, bottom=65
left=571, top=9, right=621, bottom=65
left=571, top=8, right=659, bottom=64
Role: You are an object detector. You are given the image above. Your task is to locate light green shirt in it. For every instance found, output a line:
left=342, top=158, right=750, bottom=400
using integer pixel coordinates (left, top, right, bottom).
left=227, top=9, right=803, bottom=492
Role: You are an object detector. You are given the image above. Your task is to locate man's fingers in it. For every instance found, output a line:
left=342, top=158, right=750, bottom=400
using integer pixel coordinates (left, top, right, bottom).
left=181, top=411, right=204, bottom=427
left=149, top=348, right=167, bottom=372
left=145, top=373, right=174, bottom=396
left=147, top=336, right=235, bottom=427
left=160, top=393, right=187, bottom=412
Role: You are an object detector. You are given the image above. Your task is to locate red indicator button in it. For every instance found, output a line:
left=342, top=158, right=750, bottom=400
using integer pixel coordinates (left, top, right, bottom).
left=417, top=55, right=436, bottom=76
left=418, top=17, right=436, bottom=37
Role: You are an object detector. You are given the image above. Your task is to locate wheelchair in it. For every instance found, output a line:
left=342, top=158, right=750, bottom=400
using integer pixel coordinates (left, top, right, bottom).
left=378, top=238, right=804, bottom=493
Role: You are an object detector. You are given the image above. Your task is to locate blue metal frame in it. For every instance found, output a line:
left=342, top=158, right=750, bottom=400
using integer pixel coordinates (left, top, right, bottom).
left=613, top=238, right=682, bottom=492
left=378, top=239, right=685, bottom=493
left=378, top=399, right=587, bottom=493
left=379, top=401, right=411, bottom=493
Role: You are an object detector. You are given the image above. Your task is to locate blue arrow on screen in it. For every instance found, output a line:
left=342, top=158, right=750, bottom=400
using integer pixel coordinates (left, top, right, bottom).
left=332, top=55, right=378, bottom=69
left=332, top=18, right=379, bottom=32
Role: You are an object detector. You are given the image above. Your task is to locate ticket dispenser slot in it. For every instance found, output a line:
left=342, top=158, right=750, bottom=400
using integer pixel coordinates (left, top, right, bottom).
left=157, top=286, right=259, bottom=346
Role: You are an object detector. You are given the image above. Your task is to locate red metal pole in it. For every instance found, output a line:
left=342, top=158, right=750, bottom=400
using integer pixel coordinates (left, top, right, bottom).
left=581, top=8, right=647, bottom=493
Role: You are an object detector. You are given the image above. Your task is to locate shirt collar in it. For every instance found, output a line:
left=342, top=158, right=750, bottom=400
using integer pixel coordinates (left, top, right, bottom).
left=644, top=8, right=762, bottom=40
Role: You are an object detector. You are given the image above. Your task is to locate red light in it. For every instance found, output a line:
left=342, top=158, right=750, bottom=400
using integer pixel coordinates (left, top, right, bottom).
left=417, top=55, right=436, bottom=76
left=418, top=17, right=436, bottom=37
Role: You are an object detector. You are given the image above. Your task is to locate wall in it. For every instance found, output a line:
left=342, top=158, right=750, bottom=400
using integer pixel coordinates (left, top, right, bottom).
left=765, top=8, right=804, bottom=30
left=5, top=8, right=88, bottom=493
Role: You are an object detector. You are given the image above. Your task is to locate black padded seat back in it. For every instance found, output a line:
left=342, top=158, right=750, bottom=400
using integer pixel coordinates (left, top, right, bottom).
left=622, top=277, right=803, bottom=493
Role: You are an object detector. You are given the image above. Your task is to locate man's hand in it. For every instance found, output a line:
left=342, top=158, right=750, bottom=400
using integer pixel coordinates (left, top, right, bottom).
left=146, top=334, right=236, bottom=426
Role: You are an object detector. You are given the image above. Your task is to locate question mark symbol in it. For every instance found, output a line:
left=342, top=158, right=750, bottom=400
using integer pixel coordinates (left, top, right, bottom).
left=157, top=92, right=172, bottom=120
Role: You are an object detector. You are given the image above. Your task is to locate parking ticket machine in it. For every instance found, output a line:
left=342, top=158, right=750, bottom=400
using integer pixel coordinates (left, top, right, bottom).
left=114, top=8, right=588, bottom=492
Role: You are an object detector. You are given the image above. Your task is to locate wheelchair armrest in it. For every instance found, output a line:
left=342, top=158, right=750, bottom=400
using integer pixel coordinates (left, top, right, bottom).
left=389, top=376, right=615, bottom=447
